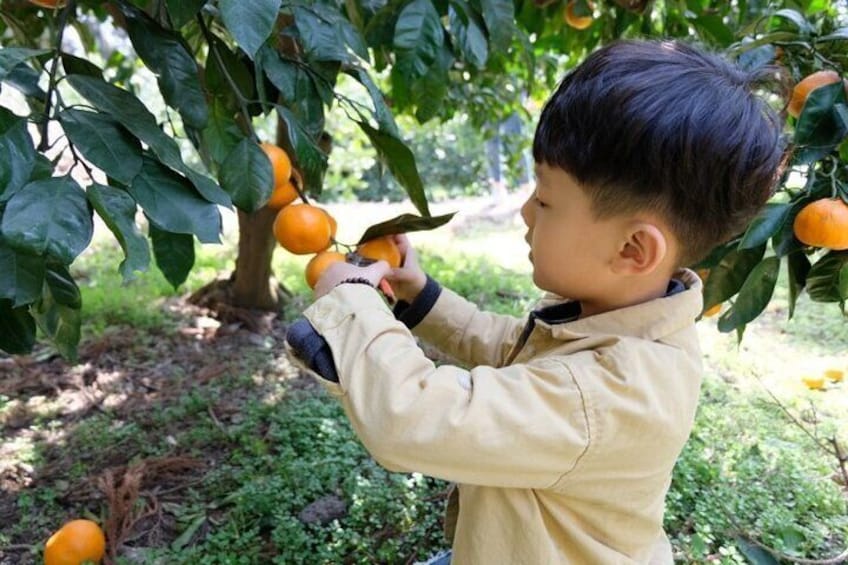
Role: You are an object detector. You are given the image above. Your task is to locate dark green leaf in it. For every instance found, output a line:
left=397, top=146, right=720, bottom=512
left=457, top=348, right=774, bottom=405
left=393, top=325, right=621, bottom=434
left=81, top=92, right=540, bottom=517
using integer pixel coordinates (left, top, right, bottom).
left=691, top=15, right=735, bottom=47
left=4, top=64, right=47, bottom=100
left=260, top=49, right=326, bottom=137
left=737, top=44, right=776, bottom=72
left=87, top=183, right=150, bottom=281
left=739, top=202, right=792, bottom=250
left=411, top=47, right=452, bottom=123
left=817, top=27, right=848, bottom=42
left=220, top=138, right=274, bottom=212
left=149, top=222, right=195, bottom=289
left=702, top=244, right=766, bottom=309
left=120, top=3, right=209, bottom=129
left=67, top=75, right=232, bottom=207
left=0, top=243, right=45, bottom=306
left=343, top=67, right=399, bottom=136
left=717, top=256, right=780, bottom=332
left=480, top=0, right=515, bottom=51
left=772, top=9, right=814, bottom=35
left=45, top=263, right=81, bottom=309
left=61, top=52, right=103, bottom=78
left=219, top=0, right=282, bottom=59
left=357, top=120, right=430, bottom=217
left=449, top=2, right=488, bottom=68
left=806, top=251, right=848, bottom=302
left=0, top=48, right=48, bottom=82
left=276, top=106, right=329, bottom=194
left=202, top=98, right=242, bottom=165
left=794, top=82, right=848, bottom=164
left=394, top=0, right=443, bottom=77
left=30, top=283, right=81, bottom=362
left=0, top=112, right=37, bottom=203
left=358, top=212, right=455, bottom=244
left=0, top=299, right=36, bottom=355
left=1, top=177, right=93, bottom=264
left=205, top=36, right=255, bottom=101
left=786, top=251, right=811, bottom=319
left=58, top=109, right=144, bottom=185
left=166, top=0, right=207, bottom=29
left=294, top=5, right=367, bottom=62
left=128, top=158, right=221, bottom=244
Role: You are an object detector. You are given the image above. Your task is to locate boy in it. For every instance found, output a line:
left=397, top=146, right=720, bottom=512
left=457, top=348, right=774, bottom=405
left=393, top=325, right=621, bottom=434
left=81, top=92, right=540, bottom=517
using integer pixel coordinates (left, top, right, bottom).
left=286, top=40, right=785, bottom=563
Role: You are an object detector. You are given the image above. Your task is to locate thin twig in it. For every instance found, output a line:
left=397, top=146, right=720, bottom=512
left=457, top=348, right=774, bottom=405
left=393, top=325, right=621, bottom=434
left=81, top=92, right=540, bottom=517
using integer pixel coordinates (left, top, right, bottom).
left=38, top=0, right=75, bottom=151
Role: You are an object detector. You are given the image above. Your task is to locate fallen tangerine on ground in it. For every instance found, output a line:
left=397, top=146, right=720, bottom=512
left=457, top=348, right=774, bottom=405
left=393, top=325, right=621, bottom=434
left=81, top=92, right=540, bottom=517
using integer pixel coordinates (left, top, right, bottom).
left=564, top=0, right=594, bottom=30
left=305, top=250, right=347, bottom=289
left=266, top=180, right=298, bottom=210
left=43, top=519, right=106, bottom=565
left=792, top=198, right=848, bottom=250
left=824, top=369, right=844, bottom=383
left=788, top=70, right=847, bottom=118
left=273, top=204, right=333, bottom=255
left=801, top=375, right=826, bottom=390
left=260, top=142, right=293, bottom=190
left=356, top=236, right=402, bottom=268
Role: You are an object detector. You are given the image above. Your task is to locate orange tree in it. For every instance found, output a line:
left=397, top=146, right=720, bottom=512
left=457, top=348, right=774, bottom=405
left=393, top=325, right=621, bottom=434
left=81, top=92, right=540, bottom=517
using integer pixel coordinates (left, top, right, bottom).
left=0, top=0, right=846, bottom=359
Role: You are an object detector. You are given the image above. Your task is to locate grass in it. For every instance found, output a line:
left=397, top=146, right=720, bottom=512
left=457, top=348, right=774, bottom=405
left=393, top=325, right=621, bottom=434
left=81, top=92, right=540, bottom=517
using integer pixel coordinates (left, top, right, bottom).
left=1, top=199, right=846, bottom=564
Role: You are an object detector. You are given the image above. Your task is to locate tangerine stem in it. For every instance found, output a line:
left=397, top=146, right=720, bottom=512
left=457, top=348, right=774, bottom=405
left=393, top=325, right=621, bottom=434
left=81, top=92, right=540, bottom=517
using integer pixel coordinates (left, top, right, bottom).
left=38, top=0, right=74, bottom=152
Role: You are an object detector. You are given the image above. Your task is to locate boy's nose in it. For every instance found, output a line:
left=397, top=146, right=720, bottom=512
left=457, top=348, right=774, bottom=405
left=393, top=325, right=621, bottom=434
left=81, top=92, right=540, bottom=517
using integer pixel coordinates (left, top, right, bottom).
left=520, top=196, right=535, bottom=227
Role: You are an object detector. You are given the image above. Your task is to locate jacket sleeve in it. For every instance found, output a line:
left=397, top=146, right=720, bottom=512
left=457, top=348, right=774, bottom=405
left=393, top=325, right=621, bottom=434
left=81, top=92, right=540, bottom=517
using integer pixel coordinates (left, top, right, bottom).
left=302, top=284, right=591, bottom=489
left=408, top=284, right=526, bottom=369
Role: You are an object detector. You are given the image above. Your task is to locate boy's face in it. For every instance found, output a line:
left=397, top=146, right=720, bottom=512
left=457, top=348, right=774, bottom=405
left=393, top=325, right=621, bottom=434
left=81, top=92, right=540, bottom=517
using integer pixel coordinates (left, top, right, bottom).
left=521, top=163, right=629, bottom=306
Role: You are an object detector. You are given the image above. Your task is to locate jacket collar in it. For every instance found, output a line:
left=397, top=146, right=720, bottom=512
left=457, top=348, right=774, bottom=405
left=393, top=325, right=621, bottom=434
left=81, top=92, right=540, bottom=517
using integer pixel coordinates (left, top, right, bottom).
left=534, top=269, right=703, bottom=343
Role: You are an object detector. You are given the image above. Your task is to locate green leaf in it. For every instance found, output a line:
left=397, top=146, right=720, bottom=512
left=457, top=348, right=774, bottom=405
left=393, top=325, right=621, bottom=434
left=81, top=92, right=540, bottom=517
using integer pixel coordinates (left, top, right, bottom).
left=0, top=243, right=45, bottom=306
left=806, top=251, right=848, bottom=302
left=294, top=5, right=368, bottom=62
left=0, top=111, right=37, bottom=203
left=87, top=183, right=150, bottom=281
left=739, top=202, right=792, bottom=250
left=794, top=82, right=848, bottom=164
left=358, top=212, right=455, bottom=244
left=261, top=51, right=326, bottom=138
left=411, top=47, right=452, bottom=123
left=736, top=44, right=775, bottom=72
left=717, top=256, right=780, bottom=332
left=205, top=35, right=255, bottom=102
left=343, top=67, right=399, bottom=136
left=394, top=0, right=443, bottom=77
left=58, top=109, right=144, bottom=185
left=128, top=158, right=221, bottom=244
left=702, top=244, right=766, bottom=309
left=202, top=98, right=242, bottom=166
left=66, top=75, right=232, bottom=207
left=45, top=263, right=81, bottom=309
left=30, top=283, right=81, bottom=362
left=120, top=3, right=209, bottom=129
left=786, top=251, right=811, bottom=319
left=166, top=0, right=207, bottom=29
left=149, top=222, right=195, bottom=289
left=219, top=138, right=274, bottom=212
left=276, top=106, right=329, bottom=194
left=356, top=120, right=430, bottom=217
left=0, top=299, right=36, bottom=355
left=772, top=9, right=814, bottom=35
left=817, top=27, right=848, bottom=42
left=3, top=63, right=47, bottom=101
left=691, top=15, right=735, bottom=47
left=0, top=47, right=48, bottom=82
left=61, top=52, right=103, bottom=78
left=449, top=2, right=488, bottom=69
left=219, top=0, right=282, bottom=59
left=1, top=177, right=93, bottom=264
left=480, top=0, right=515, bottom=51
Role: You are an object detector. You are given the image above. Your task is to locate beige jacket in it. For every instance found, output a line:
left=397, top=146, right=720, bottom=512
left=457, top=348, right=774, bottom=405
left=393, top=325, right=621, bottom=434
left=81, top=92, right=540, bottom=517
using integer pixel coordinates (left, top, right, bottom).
left=299, top=269, right=703, bottom=564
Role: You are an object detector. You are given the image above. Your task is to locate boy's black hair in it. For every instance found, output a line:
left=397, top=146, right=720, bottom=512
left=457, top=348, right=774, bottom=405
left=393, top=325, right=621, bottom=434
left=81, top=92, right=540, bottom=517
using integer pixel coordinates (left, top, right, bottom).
left=533, top=40, right=787, bottom=266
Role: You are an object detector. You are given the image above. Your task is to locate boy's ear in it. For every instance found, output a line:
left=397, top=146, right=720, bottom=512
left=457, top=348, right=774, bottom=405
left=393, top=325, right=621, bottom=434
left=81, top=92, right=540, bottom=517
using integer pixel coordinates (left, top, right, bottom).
left=612, top=222, right=668, bottom=275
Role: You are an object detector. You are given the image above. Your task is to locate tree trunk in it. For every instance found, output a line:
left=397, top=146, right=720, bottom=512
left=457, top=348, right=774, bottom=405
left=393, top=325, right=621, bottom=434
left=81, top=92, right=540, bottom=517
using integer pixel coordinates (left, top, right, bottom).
left=230, top=206, right=281, bottom=309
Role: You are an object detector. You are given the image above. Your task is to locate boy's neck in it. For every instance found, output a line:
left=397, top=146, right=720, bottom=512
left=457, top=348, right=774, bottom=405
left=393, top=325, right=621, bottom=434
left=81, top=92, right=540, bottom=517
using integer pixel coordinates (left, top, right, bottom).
left=578, top=276, right=675, bottom=318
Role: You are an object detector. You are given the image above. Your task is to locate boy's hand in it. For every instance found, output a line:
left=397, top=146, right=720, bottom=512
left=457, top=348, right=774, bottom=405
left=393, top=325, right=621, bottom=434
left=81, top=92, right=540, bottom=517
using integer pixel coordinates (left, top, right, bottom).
left=385, top=234, right=427, bottom=303
left=313, top=260, right=392, bottom=299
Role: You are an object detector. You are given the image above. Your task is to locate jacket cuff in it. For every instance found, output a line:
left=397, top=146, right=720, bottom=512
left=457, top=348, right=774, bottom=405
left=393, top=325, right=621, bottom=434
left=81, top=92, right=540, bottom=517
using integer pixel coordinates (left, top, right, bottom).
left=285, top=318, right=339, bottom=383
left=393, top=275, right=442, bottom=329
